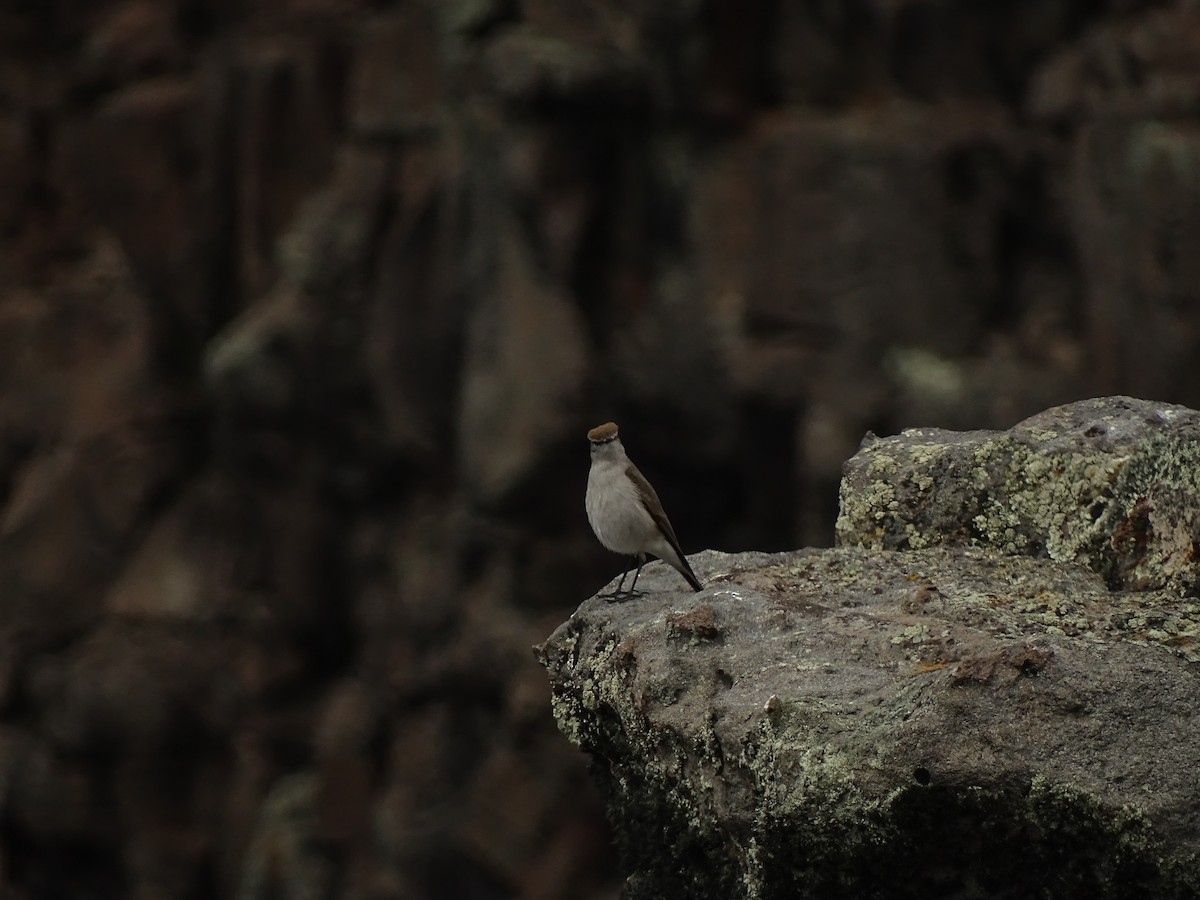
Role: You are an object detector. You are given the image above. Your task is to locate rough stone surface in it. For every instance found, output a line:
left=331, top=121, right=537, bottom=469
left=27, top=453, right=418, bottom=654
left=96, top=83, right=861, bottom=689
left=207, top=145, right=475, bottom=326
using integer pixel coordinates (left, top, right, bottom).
left=838, top=396, right=1200, bottom=593
left=540, top=551, right=1200, bottom=899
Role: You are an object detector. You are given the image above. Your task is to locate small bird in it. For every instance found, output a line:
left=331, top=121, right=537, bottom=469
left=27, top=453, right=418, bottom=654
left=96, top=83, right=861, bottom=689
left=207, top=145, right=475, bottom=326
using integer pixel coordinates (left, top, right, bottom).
left=585, top=422, right=702, bottom=595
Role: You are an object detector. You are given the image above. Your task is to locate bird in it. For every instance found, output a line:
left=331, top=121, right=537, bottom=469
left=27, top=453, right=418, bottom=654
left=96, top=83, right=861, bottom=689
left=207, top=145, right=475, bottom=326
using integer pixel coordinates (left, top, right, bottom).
left=585, top=422, right=703, bottom=595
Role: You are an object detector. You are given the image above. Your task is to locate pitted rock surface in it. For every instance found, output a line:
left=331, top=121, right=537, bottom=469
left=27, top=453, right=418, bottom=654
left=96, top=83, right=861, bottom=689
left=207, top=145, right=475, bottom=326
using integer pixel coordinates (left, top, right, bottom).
left=539, top=548, right=1200, bottom=899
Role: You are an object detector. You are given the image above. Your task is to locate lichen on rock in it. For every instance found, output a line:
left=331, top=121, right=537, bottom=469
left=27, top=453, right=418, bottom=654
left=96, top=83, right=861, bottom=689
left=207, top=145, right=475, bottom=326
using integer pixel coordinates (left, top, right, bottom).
left=837, top=396, right=1200, bottom=593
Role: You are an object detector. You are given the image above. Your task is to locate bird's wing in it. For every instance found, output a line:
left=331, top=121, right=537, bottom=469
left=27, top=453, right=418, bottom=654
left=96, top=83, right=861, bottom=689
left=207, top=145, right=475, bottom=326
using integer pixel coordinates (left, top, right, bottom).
left=626, top=463, right=686, bottom=557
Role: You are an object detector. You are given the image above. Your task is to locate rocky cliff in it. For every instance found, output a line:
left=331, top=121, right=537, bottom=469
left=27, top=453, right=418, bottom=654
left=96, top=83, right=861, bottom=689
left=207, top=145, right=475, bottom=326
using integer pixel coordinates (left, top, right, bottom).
left=5, top=1, right=1200, bottom=898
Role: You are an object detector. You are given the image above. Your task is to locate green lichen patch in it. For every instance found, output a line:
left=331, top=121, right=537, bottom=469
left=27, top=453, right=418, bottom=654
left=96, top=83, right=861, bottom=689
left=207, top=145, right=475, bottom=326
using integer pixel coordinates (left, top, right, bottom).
left=837, top=397, right=1200, bottom=593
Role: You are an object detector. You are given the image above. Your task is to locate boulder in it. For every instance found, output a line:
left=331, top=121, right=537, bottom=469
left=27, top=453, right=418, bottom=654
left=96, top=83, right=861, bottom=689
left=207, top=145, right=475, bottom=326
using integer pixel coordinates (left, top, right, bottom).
left=538, top=397, right=1200, bottom=899
left=838, top=395, right=1200, bottom=592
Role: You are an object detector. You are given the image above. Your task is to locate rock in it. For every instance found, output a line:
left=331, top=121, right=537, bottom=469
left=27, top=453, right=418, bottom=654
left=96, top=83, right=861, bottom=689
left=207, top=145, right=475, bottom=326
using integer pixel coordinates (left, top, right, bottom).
left=439, top=0, right=515, bottom=35
left=348, top=7, right=443, bottom=138
left=457, top=218, right=589, bottom=507
left=4, top=731, right=109, bottom=845
left=364, top=142, right=464, bottom=460
left=692, top=102, right=1010, bottom=416
left=204, top=143, right=391, bottom=425
left=203, top=283, right=316, bottom=421
left=1028, top=5, right=1200, bottom=122
left=275, top=144, right=393, bottom=296
left=0, top=113, right=34, bottom=233
left=770, top=1, right=887, bottom=105
left=230, top=36, right=344, bottom=299
left=539, top=397, right=1200, bottom=898
left=28, top=623, right=236, bottom=755
left=0, top=236, right=184, bottom=648
left=480, top=25, right=645, bottom=107
left=82, top=1, right=184, bottom=87
left=65, top=76, right=225, bottom=350
left=312, top=680, right=378, bottom=851
left=235, top=774, right=333, bottom=900
left=539, top=545, right=1200, bottom=899
left=1023, top=6, right=1200, bottom=400
left=1069, top=115, right=1200, bottom=400
left=103, top=484, right=213, bottom=620
left=838, top=396, right=1200, bottom=592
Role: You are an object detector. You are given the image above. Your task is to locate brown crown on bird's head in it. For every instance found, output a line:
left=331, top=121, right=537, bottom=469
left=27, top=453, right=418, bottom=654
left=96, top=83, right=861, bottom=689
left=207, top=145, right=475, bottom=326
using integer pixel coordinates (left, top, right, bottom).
left=587, top=422, right=620, bottom=444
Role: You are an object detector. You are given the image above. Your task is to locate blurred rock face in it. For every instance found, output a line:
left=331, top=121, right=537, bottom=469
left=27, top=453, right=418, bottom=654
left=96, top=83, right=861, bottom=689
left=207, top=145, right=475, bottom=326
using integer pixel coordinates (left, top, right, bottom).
left=3, top=1, right=1200, bottom=898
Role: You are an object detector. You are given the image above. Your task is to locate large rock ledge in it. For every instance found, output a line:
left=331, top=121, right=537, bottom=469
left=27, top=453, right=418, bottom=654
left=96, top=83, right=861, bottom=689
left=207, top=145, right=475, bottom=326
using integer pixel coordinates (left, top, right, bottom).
left=537, top=398, right=1200, bottom=899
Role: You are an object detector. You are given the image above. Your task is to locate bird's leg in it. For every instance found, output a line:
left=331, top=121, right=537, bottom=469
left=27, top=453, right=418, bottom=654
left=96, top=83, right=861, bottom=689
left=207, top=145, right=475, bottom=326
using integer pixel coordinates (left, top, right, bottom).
left=606, top=556, right=634, bottom=598
left=614, top=556, right=633, bottom=600
left=603, top=555, right=647, bottom=601
left=627, top=554, right=647, bottom=596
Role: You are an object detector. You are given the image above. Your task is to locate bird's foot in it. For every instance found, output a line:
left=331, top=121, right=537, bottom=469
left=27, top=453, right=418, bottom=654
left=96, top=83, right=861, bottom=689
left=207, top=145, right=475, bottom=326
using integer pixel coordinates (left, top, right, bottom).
left=599, top=588, right=643, bottom=602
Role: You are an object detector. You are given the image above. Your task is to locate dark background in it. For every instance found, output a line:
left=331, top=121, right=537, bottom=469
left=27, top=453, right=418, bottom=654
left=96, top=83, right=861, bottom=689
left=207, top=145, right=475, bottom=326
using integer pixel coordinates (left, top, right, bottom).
left=2, top=1, right=1200, bottom=898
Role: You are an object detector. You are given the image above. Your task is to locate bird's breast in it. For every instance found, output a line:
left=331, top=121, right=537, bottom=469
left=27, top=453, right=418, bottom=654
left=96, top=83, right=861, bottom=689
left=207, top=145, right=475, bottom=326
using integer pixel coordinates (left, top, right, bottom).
left=586, top=462, right=656, bottom=554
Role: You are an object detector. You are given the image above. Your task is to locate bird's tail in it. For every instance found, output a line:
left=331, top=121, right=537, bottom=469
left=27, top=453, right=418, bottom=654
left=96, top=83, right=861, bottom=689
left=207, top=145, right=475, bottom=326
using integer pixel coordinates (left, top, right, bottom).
left=673, top=554, right=703, bottom=592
